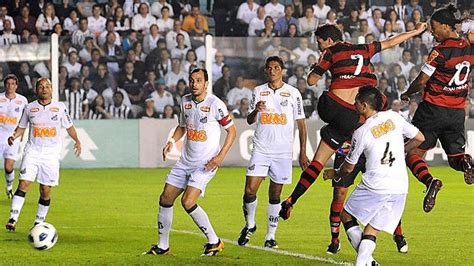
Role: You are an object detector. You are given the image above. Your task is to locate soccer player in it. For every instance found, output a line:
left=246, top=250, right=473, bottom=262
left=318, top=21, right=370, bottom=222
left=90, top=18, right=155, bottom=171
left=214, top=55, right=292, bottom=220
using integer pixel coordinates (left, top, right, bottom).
left=401, top=4, right=474, bottom=213
left=323, top=86, right=425, bottom=265
left=0, top=74, right=27, bottom=198
left=237, top=56, right=309, bottom=249
left=279, top=22, right=426, bottom=249
left=144, top=68, right=236, bottom=256
left=5, top=78, right=81, bottom=231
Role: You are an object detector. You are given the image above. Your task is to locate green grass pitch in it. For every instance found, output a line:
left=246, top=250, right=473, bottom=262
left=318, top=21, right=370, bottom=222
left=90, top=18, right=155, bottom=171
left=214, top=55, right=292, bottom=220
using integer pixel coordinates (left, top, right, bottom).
left=0, top=166, right=472, bottom=265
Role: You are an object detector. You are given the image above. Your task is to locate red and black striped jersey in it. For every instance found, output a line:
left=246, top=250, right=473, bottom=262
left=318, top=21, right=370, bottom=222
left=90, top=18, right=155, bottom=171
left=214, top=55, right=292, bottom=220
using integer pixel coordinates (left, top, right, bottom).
left=311, top=41, right=381, bottom=90
left=421, top=38, right=474, bottom=109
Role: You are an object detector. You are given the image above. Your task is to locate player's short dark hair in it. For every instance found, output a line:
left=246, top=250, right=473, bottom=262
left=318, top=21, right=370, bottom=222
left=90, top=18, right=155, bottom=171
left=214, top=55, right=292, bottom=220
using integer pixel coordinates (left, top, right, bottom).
left=356, top=86, right=384, bottom=111
left=314, top=24, right=343, bottom=42
left=190, top=68, right=208, bottom=81
left=265, top=56, right=285, bottom=69
left=431, top=3, right=462, bottom=30
left=4, top=74, right=18, bottom=86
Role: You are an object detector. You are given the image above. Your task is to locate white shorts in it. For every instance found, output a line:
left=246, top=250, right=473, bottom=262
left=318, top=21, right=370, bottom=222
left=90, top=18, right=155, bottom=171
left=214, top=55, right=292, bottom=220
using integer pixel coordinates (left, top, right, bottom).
left=246, top=152, right=292, bottom=184
left=344, top=186, right=406, bottom=234
left=19, top=153, right=60, bottom=186
left=0, top=142, right=20, bottom=160
left=165, top=159, right=217, bottom=195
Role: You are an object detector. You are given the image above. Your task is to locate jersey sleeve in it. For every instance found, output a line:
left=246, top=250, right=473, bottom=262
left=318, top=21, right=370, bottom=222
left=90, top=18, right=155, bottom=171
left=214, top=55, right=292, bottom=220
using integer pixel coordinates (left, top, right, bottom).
left=311, top=49, right=332, bottom=76
left=421, top=48, right=444, bottom=77
left=293, top=89, right=305, bottom=120
left=18, top=107, right=29, bottom=128
left=400, top=116, right=419, bottom=140
left=345, top=128, right=366, bottom=165
left=178, top=102, right=186, bottom=127
left=214, top=99, right=234, bottom=129
left=365, top=41, right=382, bottom=57
left=61, top=103, right=74, bottom=129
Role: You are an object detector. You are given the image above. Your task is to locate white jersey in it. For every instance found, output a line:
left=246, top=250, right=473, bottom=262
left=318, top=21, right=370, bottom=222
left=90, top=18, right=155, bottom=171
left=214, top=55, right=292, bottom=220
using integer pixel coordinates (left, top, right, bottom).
left=19, top=100, right=73, bottom=157
left=178, top=94, right=233, bottom=165
left=0, top=93, right=27, bottom=144
left=346, top=110, right=419, bottom=194
left=249, top=83, right=305, bottom=159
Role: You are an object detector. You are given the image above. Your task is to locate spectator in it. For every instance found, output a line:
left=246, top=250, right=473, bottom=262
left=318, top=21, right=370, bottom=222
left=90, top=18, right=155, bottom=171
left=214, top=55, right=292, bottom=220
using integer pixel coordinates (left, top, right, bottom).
left=256, top=16, right=278, bottom=38
left=53, top=23, right=66, bottom=36
left=55, top=0, right=73, bottom=21
left=150, top=78, right=174, bottom=113
left=92, top=63, right=110, bottom=94
left=367, top=8, right=385, bottom=38
left=422, top=0, right=440, bottom=20
left=171, top=33, right=190, bottom=61
left=63, top=9, right=79, bottom=33
left=292, top=38, right=315, bottom=65
left=35, top=3, right=59, bottom=35
left=227, top=76, right=252, bottom=109
left=392, top=0, right=407, bottom=22
left=78, top=65, right=91, bottom=84
left=357, top=0, right=372, bottom=20
left=132, top=3, right=156, bottom=35
left=105, top=0, right=120, bottom=17
left=188, top=17, right=207, bottom=47
left=72, top=17, right=95, bottom=49
left=298, top=5, right=318, bottom=36
left=378, top=77, right=391, bottom=97
left=398, top=50, right=415, bottom=80
left=156, top=6, right=174, bottom=34
left=143, top=24, right=163, bottom=54
left=133, top=41, right=147, bottom=62
left=108, top=90, right=133, bottom=119
left=143, top=70, right=158, bottom=98
left=88, top=94, right=111, bottom=119
left=137, top=97, right=159, bottom=119
left=82, top=78, right=98, bottom=104
left=182, top=49, right=198, bottom=74
left=212, top=52, right=225, bottom=84
left=237, top=0, right=260, bottom=36
left=248, top=6, right=265, bottom=37
left=112, top=6, right=130, bottom=35
left=390, top=99, right=403, bottom=114
left=62, top=50, right=82, bottom=78
left=88, top=4, right=107, bottom=38
left=119, top=61, right=144, bottom=110
left=125, top=48, right=146, bottom=82
left=153, top=48, right=172, bottom=78
left=389, top=75, right=408, bottom=104
left=173, top=78, right=189, bottom=110
left=103, top=31, right=125, bottom=74
left=0, top=20, right=20, bottom=45
left=296, top=77, right=316, bottom=118
left=351, top=19, right=371, bottom=44
left=14, top=6, right=36, bottom=35
left=325, top=9, right=337, bottom=25
left=405, top=0, right=423, bottom=19
left=103, top=77, right=131, bottom=108
left=165, top=58, right=188, bottom=91
left=287, top=64, right=305, bottom=87
left=274, top=5, right=298, bottom=36
left=337, top=20, right=351, bottom=41
left=7, top=0, right=22, bottom=19
left=64, top=77, right=86, bottom=120
left=16, top=62, right=35, bottom=101
left=79, top=37, right=103, bottom=64
left=408, top=66, right=419, bottom=84
left=387, top=9, right=405, bottom=33
left=159, top=104, right=177, bottom=119
left=409, top=36, right=428, bottom=66
left=232, top=97, right=250, bottom=119
left=33, top=61, right=51, bottom=79
left=292, top=0, right=304, bottom=18
left=0, top=5, right=15, bottom=31
left=77, top=0, right=95, bottom=18
left=401, top=99, right=418, bottom=122
left=313, top=0, right=331, bottom=24
left=122, top=29, right=138, bottom=53
left=86, top=48, right=104, bottom=77
left=410, top=8, right=423, bottom=24
left=58, top=66, right=68, bottom=100
left=334, top=0, right=352, bottom=18
left=182, top=5, right=208, bottom=33
left=151, top=0, right=174, bottom=19
left=166, top=19, right=191, bottom=50
left=213, top=65, right=234, bottom=101
left=98, top=19, right=121, bottom=46
left=343, top=8, right=359, bottom=35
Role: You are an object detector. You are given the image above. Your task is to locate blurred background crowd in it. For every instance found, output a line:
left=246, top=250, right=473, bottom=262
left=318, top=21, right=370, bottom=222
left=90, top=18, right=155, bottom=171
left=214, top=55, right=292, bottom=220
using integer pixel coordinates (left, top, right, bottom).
left=0, top=0, right=472, bottom=120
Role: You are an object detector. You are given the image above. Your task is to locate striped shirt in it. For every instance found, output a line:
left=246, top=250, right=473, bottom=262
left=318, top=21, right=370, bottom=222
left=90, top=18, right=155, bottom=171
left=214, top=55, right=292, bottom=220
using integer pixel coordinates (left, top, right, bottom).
left=107, top=104, right=132, bottom=119
left=87, top=109, right=104, bottom=120
left=64, top=89, right=86, bottom=120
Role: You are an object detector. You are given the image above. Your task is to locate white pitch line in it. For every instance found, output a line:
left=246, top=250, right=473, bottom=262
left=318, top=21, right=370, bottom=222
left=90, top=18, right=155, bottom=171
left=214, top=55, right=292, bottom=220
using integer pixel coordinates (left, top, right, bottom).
left=59, top=225, right=352, bottom=265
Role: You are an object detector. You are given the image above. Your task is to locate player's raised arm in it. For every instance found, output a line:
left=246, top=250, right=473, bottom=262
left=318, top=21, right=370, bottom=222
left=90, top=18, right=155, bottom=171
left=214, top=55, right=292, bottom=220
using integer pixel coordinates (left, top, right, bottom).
left=400, top=71, right=430, bottom=102
left=66, top=126, right=82, bottom=157
left=162, top=125, right=186, bottom=161
left=380, top=22, right=427, bottom=50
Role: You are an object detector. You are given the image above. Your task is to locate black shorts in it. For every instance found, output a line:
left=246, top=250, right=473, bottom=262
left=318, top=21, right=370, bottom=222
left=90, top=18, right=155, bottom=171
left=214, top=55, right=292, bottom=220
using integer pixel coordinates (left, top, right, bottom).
left=412, top=101, right=465, bottom=156
left=318, top=91, right=363, bottom=150
left=332, top=151, right=366, bottom=188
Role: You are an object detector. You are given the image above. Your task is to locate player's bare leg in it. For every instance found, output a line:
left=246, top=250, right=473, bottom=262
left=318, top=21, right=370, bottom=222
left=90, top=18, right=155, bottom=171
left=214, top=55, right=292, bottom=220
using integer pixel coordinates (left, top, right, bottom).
left=406, top=149, right=442, bottom=212
left=35, top=184, right=52, bottom=225
left=181, top=186, right=223, bottom=256
left=4, top=159, right=15, bottom=199
left=264, top=180, right=283, bottom=249
left=327, top=187, right=347, bottom=254
left=280, top=141, right=336, bottom=220
left=238, top=176, right=264, bottom=246
left=144, top=183, right=183, bottom=255
left=6, top=180, right=32, bottom=231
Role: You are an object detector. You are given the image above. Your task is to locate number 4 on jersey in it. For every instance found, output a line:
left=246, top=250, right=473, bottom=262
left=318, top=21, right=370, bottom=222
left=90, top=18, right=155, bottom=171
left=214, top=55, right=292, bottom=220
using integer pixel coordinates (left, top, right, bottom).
left=381, top=142, right=395, bottom=166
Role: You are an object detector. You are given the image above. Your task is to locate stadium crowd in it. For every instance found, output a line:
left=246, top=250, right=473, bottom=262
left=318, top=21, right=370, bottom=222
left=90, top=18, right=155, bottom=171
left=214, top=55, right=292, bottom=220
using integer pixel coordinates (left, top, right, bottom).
left=0, top=0, right=472, bottom=120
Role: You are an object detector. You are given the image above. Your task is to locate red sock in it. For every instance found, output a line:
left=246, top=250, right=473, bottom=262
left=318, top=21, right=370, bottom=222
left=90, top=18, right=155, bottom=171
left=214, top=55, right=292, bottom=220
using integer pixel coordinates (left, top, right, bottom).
left=329, top=201, right=344, bottom=242
left=394, top=221, right=403, bottom=236
left=406, top=154, right=433, bottom=188
left=290, top=161, right=323, bottom=204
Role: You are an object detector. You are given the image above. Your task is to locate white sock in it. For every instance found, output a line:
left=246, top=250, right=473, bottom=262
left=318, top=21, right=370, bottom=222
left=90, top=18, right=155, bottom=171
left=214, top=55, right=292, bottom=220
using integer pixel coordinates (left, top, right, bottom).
left=356, top=239, right=377, bottom=266
left=5, top=170, right=14, bottom=190
left=188, top=205, right=219, bottom=244
left=346, top=225, right=363, bottom=251
left=10, top=194, right=26, bottom=221
left=35, top=199, right=51, bottom=224
left=265, top=203, right=281, bottom=240
left=157, top=205, right=173, bottom=250
left=243, top=198, right=258, bottom=228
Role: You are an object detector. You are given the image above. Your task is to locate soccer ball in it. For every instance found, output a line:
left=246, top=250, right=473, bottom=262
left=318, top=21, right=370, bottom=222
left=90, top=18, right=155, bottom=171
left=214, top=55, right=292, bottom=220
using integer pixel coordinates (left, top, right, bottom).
left=28, top=223, right=58, bottom=250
